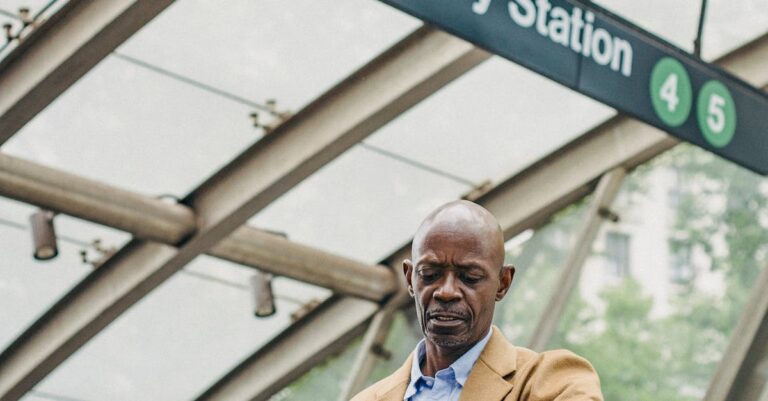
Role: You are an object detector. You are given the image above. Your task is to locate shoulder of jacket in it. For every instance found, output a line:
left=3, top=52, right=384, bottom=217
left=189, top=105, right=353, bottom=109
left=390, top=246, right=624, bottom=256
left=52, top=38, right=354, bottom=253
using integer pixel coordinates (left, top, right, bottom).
left=511, top=347, right=603, bottom=400
left=512, top=345, right=539, bottom=367
left=514, top=347, right=594, bottom=369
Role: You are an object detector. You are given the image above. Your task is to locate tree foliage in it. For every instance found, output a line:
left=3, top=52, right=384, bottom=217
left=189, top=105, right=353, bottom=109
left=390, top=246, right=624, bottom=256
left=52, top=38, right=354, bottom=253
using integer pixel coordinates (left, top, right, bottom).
left=549, top=144, right=768, bottom=400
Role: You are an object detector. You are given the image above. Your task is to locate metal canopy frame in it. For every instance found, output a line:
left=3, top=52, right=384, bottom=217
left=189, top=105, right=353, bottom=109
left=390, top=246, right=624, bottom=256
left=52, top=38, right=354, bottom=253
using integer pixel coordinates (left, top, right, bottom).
left=0, top=1, right=766, bottom=400
left=703, top=262, right=768, bottom=401
left=0, top=0, right=174, bottom=146
left=0, top=24, right=489, bottom=401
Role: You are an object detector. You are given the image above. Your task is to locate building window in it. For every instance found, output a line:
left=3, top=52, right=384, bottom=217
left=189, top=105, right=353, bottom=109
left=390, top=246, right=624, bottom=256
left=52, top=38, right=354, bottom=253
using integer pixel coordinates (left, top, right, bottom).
left=605, top=232, right=631, bottom=278
left=669, top=240, right=694, bottom=284
left=668, top=169, right=691, bottom=209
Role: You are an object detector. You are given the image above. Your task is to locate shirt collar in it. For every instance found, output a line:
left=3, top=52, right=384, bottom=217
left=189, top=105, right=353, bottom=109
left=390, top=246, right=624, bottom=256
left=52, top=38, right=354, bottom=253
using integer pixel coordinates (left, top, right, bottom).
left=403, top=329, right=493, bottom=400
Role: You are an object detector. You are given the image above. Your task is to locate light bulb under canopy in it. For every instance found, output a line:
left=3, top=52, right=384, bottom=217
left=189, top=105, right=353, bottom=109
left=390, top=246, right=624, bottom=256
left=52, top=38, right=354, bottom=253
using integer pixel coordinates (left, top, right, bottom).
left=30, top=209, right=58, bottom=261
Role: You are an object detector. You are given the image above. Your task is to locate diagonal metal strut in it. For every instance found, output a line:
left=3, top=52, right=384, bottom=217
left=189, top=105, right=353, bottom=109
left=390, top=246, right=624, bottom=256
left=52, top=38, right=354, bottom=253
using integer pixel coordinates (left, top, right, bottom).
left=527, top=167, right=626, bottom=352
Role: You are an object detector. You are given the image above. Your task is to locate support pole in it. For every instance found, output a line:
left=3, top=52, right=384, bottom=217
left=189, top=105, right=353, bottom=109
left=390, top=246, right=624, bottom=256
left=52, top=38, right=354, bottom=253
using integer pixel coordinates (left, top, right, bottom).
left=703, top=263, right=768, bottom=401
left=338, top=279, right=410, bottom=401
left=527, top=167, right=626, bottom=351
left=693, top=0, right=709, bottom=57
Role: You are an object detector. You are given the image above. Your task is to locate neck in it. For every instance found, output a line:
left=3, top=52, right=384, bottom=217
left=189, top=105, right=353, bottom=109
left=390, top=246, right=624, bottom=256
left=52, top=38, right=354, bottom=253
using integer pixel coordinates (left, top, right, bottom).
left=421, top=339, right=477, bottom=377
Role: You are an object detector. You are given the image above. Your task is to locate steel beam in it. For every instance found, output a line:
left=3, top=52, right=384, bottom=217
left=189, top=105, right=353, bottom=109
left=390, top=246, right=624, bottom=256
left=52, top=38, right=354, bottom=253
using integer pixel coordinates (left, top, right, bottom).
left=337, top=280, right=410, bottom=400
left=0, top=152, right=396, bottom=300
left=477, top=117, right=675, bottom=241
left=527, top=168, right=626, bottom=352
left=0, top=25, right=488, bottom=400
left=209, top=227, right=396, bottom=300
left=197, top=296, right=379, bottom=401
left=0, top=0, right=174, bottom=145
left=0, top=153, right=195, bottom=244
left=703, top=263, right=768, bottom=401
left=336, top=307, right=399, bottom=401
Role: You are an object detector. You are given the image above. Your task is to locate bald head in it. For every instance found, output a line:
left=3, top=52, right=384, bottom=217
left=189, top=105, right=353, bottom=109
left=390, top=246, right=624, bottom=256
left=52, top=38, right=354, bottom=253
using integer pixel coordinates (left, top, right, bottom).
left=413, top=200, right=505, bottom=270
left=404, top=201, right=513, bottom=361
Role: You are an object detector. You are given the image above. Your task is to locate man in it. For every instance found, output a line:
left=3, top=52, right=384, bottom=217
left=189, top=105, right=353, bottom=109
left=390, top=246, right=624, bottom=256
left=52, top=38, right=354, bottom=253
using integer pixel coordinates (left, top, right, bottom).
left=352, top=200, right=603, bottom=401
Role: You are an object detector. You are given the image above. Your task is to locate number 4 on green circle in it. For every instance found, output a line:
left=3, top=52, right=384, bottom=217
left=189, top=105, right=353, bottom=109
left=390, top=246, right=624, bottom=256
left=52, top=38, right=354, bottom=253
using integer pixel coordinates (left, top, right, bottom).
left=650, top=57, right=693, bottom=127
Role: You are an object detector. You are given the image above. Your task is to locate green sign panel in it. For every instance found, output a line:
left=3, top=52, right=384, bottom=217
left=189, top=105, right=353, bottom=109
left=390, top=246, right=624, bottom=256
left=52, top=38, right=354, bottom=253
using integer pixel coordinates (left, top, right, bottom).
left=380, top=0, right=768, bottom=175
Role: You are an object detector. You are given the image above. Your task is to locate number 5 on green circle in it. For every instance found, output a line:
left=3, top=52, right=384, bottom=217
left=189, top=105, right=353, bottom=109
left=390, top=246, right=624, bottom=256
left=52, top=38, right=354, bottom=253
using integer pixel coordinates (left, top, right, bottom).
left=697, top=80, right=736, bottom=148
left=650, top=57, right=693, bottom=127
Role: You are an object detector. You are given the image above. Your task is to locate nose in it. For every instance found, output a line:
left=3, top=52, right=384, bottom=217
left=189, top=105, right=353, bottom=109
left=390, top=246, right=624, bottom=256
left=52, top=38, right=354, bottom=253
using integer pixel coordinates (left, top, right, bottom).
left=434, top=273, right=462, bottom=302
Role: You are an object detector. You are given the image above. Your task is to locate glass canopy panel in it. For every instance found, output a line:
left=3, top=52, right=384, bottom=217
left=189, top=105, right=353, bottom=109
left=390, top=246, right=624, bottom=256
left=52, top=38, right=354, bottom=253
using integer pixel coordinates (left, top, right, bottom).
left=0, top=215, right=90, bottom=351
left=702, top=0, right=768, bottom=60
left=550, top=144, right=768, bottom=400
left=0, top=0, right=67, bottom=61
left=593, top=0, right=699, bottom=51
left=4, top=55, right=259, bottom=197
left=0, top=196, right=129, bottom=351
left=30, top=254, right=324, bottom=401
left=365, top=56, right=614, bottom=186
left=3, top=0, right=419, bottom=197
left=250, top=145, right=470, bottom=264
left=594, top=0, right=768, bottom=60
left=116, top=0, right=421, bottom=113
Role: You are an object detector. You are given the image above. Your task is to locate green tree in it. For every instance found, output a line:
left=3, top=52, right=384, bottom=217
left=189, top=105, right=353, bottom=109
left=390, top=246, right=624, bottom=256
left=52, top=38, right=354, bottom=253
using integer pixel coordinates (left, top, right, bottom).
left=551, top=144, right=768, bottom=400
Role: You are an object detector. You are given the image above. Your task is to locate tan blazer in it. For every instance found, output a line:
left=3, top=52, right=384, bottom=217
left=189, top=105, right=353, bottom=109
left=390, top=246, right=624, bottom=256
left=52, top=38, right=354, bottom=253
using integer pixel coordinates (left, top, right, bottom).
left=351, top=326, right=603, bottom=401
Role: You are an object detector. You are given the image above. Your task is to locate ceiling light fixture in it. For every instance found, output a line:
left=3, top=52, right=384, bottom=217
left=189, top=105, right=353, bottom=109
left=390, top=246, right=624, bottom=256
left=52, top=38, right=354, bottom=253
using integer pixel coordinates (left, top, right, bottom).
left=30, top=209, right=58, bottom=260
left=251, top=271, right=276, bottom=318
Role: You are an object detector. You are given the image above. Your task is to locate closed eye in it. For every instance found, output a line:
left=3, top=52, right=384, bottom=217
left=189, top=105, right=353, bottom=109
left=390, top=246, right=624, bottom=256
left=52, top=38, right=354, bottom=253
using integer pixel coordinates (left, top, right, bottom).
left=417, top=269, right=440, bottom=283
left=460, top=272, right=483, bottom=284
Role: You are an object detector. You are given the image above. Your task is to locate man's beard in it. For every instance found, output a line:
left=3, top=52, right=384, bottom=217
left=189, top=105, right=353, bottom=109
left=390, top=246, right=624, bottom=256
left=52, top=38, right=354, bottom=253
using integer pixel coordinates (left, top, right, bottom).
left=427, top=330, right=472, bottom=349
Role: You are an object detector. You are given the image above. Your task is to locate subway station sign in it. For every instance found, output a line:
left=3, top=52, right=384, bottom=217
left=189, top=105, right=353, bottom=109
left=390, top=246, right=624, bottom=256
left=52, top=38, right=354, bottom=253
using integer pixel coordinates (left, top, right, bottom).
left=381, top=0, right=768, bottom=175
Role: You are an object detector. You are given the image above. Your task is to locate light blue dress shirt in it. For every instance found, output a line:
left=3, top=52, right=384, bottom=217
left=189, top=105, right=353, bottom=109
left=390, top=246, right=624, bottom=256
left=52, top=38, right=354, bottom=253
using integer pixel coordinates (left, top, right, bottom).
left=403, top=329, right=492, bottom=401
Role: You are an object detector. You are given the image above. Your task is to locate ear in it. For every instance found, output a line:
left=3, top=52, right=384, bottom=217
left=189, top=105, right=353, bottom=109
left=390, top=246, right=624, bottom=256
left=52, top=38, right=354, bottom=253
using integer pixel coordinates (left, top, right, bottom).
left=495, top=265, right=515, bottom=301
left=403, top=259, right=415, bottom=297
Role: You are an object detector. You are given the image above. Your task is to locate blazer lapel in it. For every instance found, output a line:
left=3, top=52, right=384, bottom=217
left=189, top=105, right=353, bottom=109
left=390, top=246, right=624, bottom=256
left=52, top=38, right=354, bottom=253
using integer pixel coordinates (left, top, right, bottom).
left=459, top=326, right=518, bottom=401
left=459, top=359, right=513, bottom=401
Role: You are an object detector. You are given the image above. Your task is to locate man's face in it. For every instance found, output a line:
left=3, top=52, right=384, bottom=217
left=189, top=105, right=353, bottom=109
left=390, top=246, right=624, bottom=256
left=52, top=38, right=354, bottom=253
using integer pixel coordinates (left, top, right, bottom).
left=404, top=223, right=512, bottom=351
